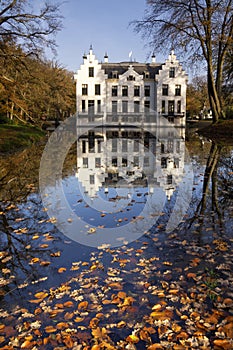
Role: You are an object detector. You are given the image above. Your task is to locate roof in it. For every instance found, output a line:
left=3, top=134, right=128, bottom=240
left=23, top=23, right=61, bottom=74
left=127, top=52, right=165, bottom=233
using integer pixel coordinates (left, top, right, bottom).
left=101, top=62, right=162, bottom=79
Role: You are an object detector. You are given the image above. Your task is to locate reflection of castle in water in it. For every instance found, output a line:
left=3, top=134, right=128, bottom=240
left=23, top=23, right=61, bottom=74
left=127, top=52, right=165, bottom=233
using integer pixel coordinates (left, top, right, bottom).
left=76, top=125, right=185, bottom=200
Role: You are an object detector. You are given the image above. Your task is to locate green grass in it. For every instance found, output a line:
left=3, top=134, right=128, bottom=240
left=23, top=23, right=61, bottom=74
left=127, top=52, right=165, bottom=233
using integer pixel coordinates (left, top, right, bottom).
left=0, top=124, right=45, bottom=154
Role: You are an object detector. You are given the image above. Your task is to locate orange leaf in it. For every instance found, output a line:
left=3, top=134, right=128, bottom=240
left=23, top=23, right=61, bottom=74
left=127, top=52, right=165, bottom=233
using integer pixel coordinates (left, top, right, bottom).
left=126, top=334, right=140, bottom=343
left=91, top=345, right=101, bottom=350
left=21, top=340, right=35, bottom=348
left=64, top=301, right=74, bottom=308
left=213, top=339, right=233, bottom=349
left=148, top=344, right=164, bottom=349
left=108, top=282, right=123, bottom=290
left=117, top=291, right=126, bottom=299
left=29, top=299, right=43, bottom=304
left=34, top=292, right=48, bottom=299
left=58, top=267, right=67, bottom=273
left=56, top=321, right=70, bottom=329
left=40, top=261, right=51, bottom=266
left=45, top=325, right=57, bottom=333
left=78, top=301, right=88, bottom=310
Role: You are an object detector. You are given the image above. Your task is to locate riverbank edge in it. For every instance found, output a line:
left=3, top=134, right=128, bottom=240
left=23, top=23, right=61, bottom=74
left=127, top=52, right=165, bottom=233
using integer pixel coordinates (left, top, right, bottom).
left=0, top=124, right=46, bottom=155
left=197, top=119, right=233, bottom=144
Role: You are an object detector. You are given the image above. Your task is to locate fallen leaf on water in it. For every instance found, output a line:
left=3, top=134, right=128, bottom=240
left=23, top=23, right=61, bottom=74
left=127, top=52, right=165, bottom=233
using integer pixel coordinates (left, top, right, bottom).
left=40, top=261, right=51, bottom=266
left=63, top=301, right=74, bottom=308
left=87, top=227, right=96, bottom=234
left=34, top=292, right=48, bottom=299
left=147, top=344, right=164, bottom=349
left=92, top=327, right=109, bottom=339
left=126, top=334, right=140, bottom=343
left=21, top=340, right=35, bottom=348
left=213, top=339, right=233, bottom=349
left=45, top=325, right=57, bottom=333
left=78, top=301, right=88, bottom=310
left=58, top=267, right=67, bottom=273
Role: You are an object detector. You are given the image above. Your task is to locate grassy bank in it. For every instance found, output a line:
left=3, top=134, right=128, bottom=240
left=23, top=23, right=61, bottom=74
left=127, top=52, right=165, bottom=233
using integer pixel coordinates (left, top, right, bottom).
left=0, top=124, right=46, bottom=155
left=198, top=119, right=233, bottom=144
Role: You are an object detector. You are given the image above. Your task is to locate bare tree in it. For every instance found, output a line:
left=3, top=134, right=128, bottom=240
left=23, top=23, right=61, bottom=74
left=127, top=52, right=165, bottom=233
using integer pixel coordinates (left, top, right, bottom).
left=0, top=0, right=63, bottom=57
left=133, top=0, right=233, bottom=123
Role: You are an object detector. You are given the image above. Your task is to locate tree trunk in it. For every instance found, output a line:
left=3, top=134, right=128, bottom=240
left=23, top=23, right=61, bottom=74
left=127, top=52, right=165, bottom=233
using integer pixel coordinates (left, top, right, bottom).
left=207, top=65, right=224, bottom=123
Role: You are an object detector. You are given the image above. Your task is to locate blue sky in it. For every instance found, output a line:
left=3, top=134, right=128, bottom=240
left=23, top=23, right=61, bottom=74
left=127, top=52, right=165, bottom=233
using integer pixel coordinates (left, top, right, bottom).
left=52, top=0, right=162, bottom=72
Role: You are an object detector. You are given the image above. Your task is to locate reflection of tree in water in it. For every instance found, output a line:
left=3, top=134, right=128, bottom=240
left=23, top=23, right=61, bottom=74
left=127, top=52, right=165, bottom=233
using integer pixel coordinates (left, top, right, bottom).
left=189, top=142, right=233, bottom=232
left=0, top=143, right=76, bottom=299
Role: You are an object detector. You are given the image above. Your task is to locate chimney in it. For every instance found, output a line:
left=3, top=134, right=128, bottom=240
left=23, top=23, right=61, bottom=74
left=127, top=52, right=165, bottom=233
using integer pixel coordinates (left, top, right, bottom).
left=151, top=52, right=156, bottom=63
left=104, top=52, right=108, bottom=63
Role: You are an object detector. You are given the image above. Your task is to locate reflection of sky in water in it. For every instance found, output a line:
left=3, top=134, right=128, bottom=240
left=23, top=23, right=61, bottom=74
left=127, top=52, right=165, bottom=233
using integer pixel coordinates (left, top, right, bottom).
left=63, top=176, right=165, bottom=229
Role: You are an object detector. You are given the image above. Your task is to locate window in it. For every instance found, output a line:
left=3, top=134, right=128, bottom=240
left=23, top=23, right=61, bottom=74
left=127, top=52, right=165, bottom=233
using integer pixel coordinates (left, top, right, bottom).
left=174, top=158, right=179, bottom=168
left=82, top=84, right=88, bottom=95
left=122, top=158, right=128, bottom=167
left=112, top=158, right=117, bottom=167
left=145, top=85, right=150, bottom=97
left=176, top=141, right=180, bottom=153
left=161, top=157, right=167, bottom=168
left=95, top=158, right=101, bottom=168
left=122, top=100, right=128, bottom=113
left=167, top=174, right=173, bottom=185
left=134, top=101, right=140, bottom=113
left=134, top=140, right=139, bottom=152
left=144, top=71, right=150, bottom=79
left=112, top=139, right=117, bottom=152
left=161, top=143, right=165, bottom=153
left=134, top=156, right=139, bottom=166
left=89, top=67, right=94, bottom=77
left=95, top=84, right=101, bottom=95
left=134, top=86, right=140, bottom=97
left=112, top=101, right=117, bottom=113
left=83, top=158, right=88, bottom=168
left=167, top=140, right=174, bottom=152
left=112, top=71, right=118, bottom=79
left=88, top=135, right=95, bottom=152
left=175, top=85, right=181, bottom=96
left=122, top=85, right=128, bottom=97
left=169, top=67, right=175, bottom=78
left=162, top=100, right=166, bottom=113
left=122, top=139, right=128, bottom=152
left=144, top=157, right=149, bottom=167
left=177, top=100, right=181, bottom=113
left=82, top=100, right=86, bottom=112
left=97, top=100, right=101, bottom=113
left=168, top=116, right=174, bottom=123
left=82, top=141, right=86, bottom=153
left=162, top=84, right=168, bottom=96
left=97, top=140, right=101, bottom=153
left=168, top=101, right=175, bottom=115
left=88, top=100, right=94, bottom=114
left=127, top=75, right=135, bottom=81
left=144, top=101, right=150, bottom=112
left=90, top=175, right=95, bottom=184
left=112, top=85, right=118, bottom=96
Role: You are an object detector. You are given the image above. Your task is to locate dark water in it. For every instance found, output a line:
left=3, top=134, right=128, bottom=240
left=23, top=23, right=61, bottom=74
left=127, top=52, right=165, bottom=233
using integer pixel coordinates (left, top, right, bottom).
left=0, top=127, right=232, bottom=349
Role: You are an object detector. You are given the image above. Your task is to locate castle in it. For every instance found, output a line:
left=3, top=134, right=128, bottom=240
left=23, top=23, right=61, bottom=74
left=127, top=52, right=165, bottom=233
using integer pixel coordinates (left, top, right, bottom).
left=73, top=46, right=187, bottom=127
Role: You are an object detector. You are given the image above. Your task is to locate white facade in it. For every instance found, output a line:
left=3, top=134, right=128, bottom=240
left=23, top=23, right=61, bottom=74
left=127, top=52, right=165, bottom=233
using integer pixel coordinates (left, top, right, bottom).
left=74, top=47, right=188, bottom=127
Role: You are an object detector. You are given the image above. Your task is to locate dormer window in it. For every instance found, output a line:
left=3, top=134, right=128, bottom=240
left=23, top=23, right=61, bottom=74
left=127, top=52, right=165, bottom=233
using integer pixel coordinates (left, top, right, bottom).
left=169, top=67, right=175, bottom=78
left=112, top=71, right=118, bottom=79
left=144, top=71, right=150, bottom=79
left=127, top=75, right=135, bottom=81
left=89, top=67, right=94, bottom=77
